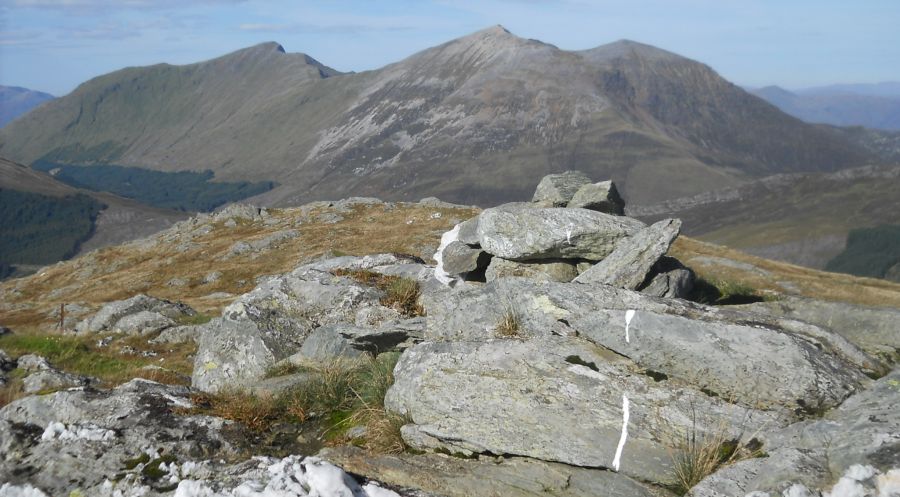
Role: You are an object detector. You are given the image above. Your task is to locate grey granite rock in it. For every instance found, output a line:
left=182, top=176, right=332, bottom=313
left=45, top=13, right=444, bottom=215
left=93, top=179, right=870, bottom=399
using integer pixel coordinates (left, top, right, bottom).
left=484, top=257, right=578, bottom=283
left=386, top=336, right=782, bottom=486
left=531, top=171, right=592, bottom=207
left=23, top=369, right=93, bottom=393
left=476, top=207, right=644, bottom=261
left=574, top=218, right=681, bottom=289
left=112, top=310, right=175, bottom=336
left=423, top=278, right=874, bottom=412
left=76, top=294, right=195, bottom=334
left=738, top=296, right=900, bottom=362
left=0, top=379, right=243, bottom=496
left=440, top=241, right=490, bottom=275
left=323, top=445, right=672, bottom=497
left=568, top=180, right=625, bottom=215
left=641, top=268, right=695, bottom=299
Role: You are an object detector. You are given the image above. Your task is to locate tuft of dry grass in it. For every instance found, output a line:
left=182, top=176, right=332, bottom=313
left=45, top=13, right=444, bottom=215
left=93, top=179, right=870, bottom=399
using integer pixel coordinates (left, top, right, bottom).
left=332, top=269, right=424, bottom=317
left=494, top=307, right=522, bottom=338
left=188, top=390, right=279, bottom=433
left=665, top=403, right=766, bottom=495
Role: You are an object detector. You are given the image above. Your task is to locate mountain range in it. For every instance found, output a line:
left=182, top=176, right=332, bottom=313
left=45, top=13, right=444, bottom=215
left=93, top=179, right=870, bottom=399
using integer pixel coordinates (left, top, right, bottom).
left=0, top=26, right=880, bottom=208
left=0, top=85, right=54, bottom=128
left=752, top=85, right=900, bottom=131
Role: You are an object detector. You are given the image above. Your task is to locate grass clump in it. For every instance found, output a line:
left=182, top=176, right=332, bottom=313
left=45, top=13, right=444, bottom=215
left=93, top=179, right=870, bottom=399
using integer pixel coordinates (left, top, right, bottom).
left=175, top=313, right=213, bottom=326
left=666, top=406, right=765, bottom=495
left=187, top=353, right=409, bottom=453
left=494, top=307, right=522, bottom=338
left=689, top=277, right=766, bottom=305
left=0, top=331, right=194, bottom=406
left=332, top=269, right=424, bottom=317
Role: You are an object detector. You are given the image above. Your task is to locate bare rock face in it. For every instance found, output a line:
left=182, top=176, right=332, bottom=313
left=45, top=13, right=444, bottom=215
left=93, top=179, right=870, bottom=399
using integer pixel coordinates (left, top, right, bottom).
left=574, top=218, right=681, bottom=289
left=75, top=294, right=195, bottom=335
left=322, top=445, right=668, bottom=497
left=192, top=254, right=430, bottom=393
left=568, top=180, right=625, bottom=215
left=484, top=257, right=578, bottom=283
left=385, top=336, right=782, bottom=486
left=530, top=171, right=592, bottom=207
left=476, top=206, right=644, bottom=261
left=737, top=296, right=900, bottom=361
left=440, top=241, right=490, bottom=275
left=689, top=367, right=900, bottom=496
left=422, top=277, right=873, bottom=413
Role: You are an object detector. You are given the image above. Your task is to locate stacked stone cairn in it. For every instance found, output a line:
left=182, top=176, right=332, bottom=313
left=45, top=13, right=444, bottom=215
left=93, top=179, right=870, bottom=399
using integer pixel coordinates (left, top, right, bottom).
left=437, top=170, right=694, bottom=298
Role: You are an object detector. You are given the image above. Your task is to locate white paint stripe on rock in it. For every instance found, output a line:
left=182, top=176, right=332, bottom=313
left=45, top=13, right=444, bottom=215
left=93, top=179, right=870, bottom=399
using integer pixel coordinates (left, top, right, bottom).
left=612, top=394, right=630, bottom=472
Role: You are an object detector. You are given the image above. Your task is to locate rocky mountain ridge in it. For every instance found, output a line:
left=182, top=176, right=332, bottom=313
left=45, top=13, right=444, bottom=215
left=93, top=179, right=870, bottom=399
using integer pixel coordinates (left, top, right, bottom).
left=0, top=26, right=879, bottom=208
left=1, top=172, right=898, bottom=496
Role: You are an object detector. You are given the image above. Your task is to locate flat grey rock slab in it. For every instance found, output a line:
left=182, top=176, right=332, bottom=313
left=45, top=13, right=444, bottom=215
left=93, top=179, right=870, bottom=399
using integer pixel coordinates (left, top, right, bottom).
left=574, top=218, right=681, bottom=289
left=424, top=278, right=874, bottom=413
left=440, top=241, right=489, bottom=275
left=386, top=336, right=782, bottom=486
left=322, top=445, right=672, bottom=497
left=690, top=367, right=900, bottom=496
left=738, top=296, right=900, bottom=362
left=476, top=207, right=644, bottom=261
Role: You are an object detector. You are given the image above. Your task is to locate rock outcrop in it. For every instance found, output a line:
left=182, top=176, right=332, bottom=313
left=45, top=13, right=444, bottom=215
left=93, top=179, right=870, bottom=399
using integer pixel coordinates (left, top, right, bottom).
left=192, top=254, right=428, bottom=392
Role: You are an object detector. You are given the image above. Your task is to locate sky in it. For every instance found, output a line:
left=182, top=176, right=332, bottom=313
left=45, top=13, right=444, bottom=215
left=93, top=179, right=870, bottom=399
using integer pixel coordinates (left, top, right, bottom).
left=1, top=0, right=898, bottom=96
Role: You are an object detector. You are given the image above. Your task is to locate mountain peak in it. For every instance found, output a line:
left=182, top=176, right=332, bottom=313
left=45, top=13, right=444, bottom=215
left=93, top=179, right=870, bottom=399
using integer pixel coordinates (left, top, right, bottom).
left=580, top=39, right=684, bottom=64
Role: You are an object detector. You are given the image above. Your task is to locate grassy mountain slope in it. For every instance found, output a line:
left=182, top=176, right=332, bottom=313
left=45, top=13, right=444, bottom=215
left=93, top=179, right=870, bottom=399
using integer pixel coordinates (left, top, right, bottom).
left=0, top=28, right=878, bottom=208
left=753, top=85, right=900, bottom=131
left=633, top=165, right=900, bottom=268
left=0, top=158, right=189, bottom=273
left=2, top=200, right=897, bottom=334
left=825, top=225, right=900, bottom=281
left=0, top=85, right=54, bottom=128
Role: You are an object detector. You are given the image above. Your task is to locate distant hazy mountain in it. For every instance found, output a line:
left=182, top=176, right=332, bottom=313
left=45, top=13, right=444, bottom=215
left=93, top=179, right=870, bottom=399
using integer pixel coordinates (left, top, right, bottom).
left=753, top=85, right=900, bottom=131
left=0, top=85, right=54, bottom=128
left=798, top=81, right=900, bottom=98
left=0, top=27, right=878, bottom=208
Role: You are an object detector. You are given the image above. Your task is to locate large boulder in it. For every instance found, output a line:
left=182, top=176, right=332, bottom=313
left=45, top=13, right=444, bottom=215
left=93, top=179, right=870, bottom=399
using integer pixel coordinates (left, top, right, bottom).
left=574, top=218, right=681, bottom=289
left=737, top=296, right=900, bottom=362
left=386, top=336, right=783, bottom=486
left=423, top=278, right=876, bottom=412
left=23, top=369, right=93, bottom=394
left=476, top=207, right=645, bottom=261
left=192, top=255, right=429, bottom=393
left=531, top=171, right=592, bottom=207
left=568, top=180, right=626, bottom=215
left=689, top=367, right=900, bottom=496
left=75, top=294, right=194, bottom=334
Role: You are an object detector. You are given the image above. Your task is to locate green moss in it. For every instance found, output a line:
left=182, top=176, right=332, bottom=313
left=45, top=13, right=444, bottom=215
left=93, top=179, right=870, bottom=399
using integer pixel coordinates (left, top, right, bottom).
left=122, top=453, right=150, bottom=470
left=175, top=313, right=213, bottom=326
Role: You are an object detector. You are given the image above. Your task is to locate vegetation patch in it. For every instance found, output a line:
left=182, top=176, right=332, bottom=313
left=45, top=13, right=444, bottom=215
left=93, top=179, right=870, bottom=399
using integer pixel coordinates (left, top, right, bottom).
left=688, top=277, right=765, bottom=305
left=185, top=353, right=408, bottom=453
left=331, top=269, right=424, bottom=317
left=825, top=224, right=900, bottom=280
left=32, top=161, right=276, bottom=212
left=494, top=307, right=522, bottom=338
left=0, top=331, right=195, bottom=407
left=0, top=189, right=105, bottom=265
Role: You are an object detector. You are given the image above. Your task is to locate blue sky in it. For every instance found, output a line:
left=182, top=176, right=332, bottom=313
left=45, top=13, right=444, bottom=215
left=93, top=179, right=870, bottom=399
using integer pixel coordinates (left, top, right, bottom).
left=1, top=0, right=898, bottom=96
